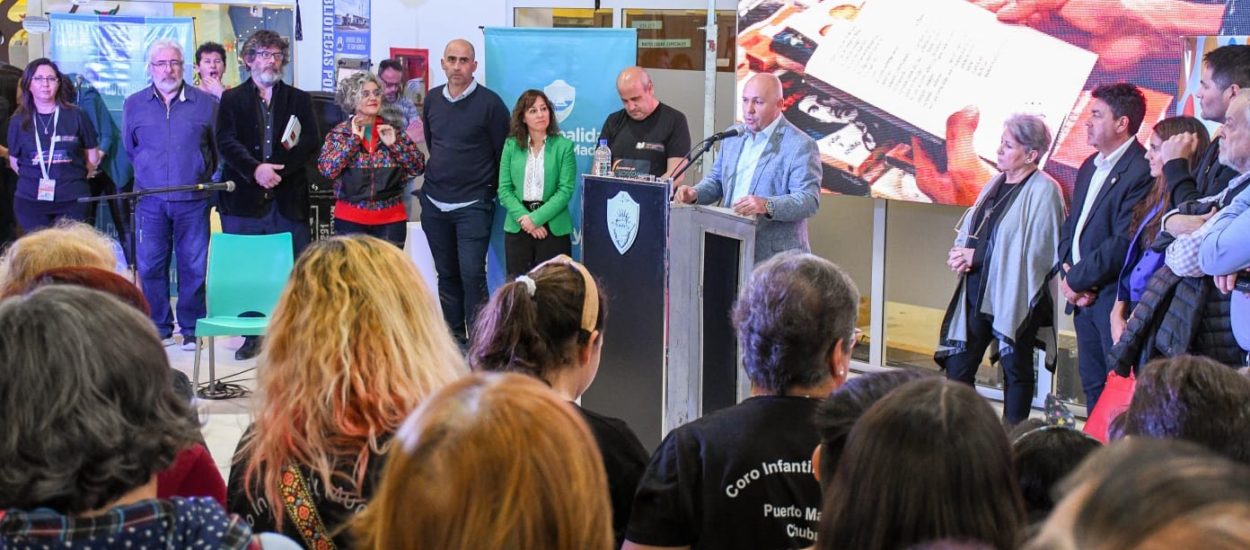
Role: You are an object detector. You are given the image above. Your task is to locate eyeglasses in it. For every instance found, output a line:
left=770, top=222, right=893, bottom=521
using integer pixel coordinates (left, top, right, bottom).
left=29, top=76, right=58, bottom=84
left=150, top=60, right=184, bottom=70
left=360, top=88, right=383, bottom=98
left=249, top=50, right=285, bottom=61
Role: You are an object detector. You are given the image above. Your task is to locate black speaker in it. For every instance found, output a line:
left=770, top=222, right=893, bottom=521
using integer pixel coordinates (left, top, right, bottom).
left=306, top=91, right=347, bottom=242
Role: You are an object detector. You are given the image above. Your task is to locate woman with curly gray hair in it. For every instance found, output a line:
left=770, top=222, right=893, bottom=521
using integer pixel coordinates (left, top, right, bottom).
left=317, top=71, right=425, bottom=247
left=0, top=286, right=298, bottom=548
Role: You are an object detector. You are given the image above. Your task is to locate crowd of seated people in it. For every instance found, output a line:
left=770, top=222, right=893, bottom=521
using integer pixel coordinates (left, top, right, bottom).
left=3, top=219, right=1250, bottom=549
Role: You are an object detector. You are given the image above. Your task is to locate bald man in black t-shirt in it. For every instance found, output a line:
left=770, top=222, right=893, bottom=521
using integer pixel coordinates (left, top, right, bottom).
left=598, top=67, right=691, bottom=183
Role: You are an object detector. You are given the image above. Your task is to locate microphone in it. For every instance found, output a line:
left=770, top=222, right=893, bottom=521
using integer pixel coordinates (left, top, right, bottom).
left=709, top=124, right=745, bottom=142
left=193, top=181, right=235, bottom=192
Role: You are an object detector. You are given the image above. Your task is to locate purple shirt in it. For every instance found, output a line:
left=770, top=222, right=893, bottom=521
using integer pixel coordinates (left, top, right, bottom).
left=122, top=83, right=218, bottom=201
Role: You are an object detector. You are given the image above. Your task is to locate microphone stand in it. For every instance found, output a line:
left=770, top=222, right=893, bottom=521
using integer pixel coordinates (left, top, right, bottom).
left=670, top=135, right=719, bottom=184
left=78, top=184, right=224, bottom=283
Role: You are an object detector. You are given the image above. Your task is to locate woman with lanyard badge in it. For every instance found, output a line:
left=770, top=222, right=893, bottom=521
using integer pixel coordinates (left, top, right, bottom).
left=6, top=58, right=100, bottom=232
left=935, top=114, right=1066, bottom=426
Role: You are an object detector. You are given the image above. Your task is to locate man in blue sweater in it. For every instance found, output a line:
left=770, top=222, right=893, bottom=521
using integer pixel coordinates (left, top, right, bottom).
left=421, top=38, right=509, bottom=345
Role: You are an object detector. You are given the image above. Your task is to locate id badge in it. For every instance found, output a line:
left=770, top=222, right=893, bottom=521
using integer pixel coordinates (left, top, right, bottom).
left=37, top=178, right=55, bottom=202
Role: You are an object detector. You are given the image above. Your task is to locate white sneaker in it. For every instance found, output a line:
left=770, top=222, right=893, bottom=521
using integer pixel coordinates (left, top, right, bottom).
left=161, top=337, right=177, bottom=347
left=181, top=339, right=198, bottom=352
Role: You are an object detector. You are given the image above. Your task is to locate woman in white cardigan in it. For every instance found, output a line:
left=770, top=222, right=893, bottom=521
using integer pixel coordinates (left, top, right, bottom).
left=935, top=114, right=1066, bottom=426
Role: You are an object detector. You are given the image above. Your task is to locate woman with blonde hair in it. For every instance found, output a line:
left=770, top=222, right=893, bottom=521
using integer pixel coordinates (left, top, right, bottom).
left=226, top=235, right=466, bottom=549
left=0, top=220, right=117, bottom=296
left=353, top=372, right=613, bottom=550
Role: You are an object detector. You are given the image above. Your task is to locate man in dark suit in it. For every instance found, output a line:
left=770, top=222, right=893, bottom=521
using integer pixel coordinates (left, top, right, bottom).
left=1160, top=44, right=1250, bottom=205
left=1057, top=83, right=1153, bottom=411
left=215, top=30, right=318, bottom=359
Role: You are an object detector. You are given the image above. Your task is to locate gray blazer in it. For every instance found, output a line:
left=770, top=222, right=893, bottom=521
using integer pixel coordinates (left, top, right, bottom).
left=692, top=117, right=822, bottom=262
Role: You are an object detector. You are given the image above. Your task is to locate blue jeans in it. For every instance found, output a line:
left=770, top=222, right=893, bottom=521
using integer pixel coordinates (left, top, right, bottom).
left=220, top=203, right=311, bottom=258
left=137, top=197, right=209, bottom=339
left=333, top=218, right=407, bottom=248
left=419, top=195, right=494, bottom=343
left=1074, top=293, right=1115, bottom=411
left=14, top=197, right=93, bottom=232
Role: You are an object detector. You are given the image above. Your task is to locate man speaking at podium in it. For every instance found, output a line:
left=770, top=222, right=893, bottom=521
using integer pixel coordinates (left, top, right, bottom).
left=673, top=73, right=821, bottom=262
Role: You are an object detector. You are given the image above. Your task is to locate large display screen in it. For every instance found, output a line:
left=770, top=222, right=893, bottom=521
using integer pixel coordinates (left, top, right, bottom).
left=738, top=0, right=1250, bottom=206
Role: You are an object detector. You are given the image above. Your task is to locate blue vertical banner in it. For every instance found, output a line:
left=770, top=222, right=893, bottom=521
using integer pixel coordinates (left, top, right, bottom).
left=49, top=13, right=195, bottom=110
left=484, top=27, right=636, bottom=287
left=322, top=0, right=370, bottom=91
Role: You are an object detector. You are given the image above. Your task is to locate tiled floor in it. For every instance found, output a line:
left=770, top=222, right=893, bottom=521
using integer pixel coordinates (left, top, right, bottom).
left=167, top=335, right=258, bottom=481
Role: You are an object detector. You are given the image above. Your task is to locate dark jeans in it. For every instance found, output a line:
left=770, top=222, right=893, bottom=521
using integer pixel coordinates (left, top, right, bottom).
left=944, top=312, right=1042, bottom=425
left=419, top=195, right=494, bottom=343
left=137, top=197, right=209, bottom=339
left=1074, top=294, right=1116, bottom=411
left=220, top=203, right=311, bottom=259
left=504, top=230, right=571, bottom=276
left=334, top=218, right=407, bottom=248
left=14, top=197, right=93, bottom=232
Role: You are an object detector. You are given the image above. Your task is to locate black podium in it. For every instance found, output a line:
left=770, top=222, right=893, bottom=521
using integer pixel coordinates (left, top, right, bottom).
left=582, top=175, right=671, bottom=448
left=582, top=175, right=758, bottom=448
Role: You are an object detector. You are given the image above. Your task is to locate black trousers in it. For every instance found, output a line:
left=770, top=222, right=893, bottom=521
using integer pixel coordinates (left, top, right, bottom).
left=944, top=312, right=1042, bottom=426
left=505, top=230, right=571, bottom=277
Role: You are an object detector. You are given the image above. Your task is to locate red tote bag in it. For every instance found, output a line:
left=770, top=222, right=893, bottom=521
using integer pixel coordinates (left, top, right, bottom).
left=1083, top=371, right=1136, bottom=443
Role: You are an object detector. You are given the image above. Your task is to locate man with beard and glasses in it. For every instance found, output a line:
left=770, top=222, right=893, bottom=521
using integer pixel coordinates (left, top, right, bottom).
left=122, top=39, right=217, bottom=351
left=216, top=30, right=317, bottom=360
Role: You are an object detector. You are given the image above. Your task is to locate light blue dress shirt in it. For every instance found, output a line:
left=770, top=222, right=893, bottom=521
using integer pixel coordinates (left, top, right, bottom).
left=727, top=115, right=783, bottom=207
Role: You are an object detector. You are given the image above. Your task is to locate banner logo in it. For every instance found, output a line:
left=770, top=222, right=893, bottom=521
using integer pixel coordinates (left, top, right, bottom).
left=544, top=79, right=576, bottom=123
left=607, top=191, right=639, bottom=255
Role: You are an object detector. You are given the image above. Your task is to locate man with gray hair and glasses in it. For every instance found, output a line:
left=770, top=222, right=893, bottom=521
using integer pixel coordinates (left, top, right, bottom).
left=122, top=39, right=217, bottom=351
left=625, top=251, right=858, bottom=550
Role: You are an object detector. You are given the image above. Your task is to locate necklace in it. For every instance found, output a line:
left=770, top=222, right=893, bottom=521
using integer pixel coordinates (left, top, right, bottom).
left=35, top=111, right=54, bottom=136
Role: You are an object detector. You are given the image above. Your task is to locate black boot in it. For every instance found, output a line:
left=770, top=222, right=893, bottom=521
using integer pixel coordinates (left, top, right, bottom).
left=235, top=336, right=262, bottom=360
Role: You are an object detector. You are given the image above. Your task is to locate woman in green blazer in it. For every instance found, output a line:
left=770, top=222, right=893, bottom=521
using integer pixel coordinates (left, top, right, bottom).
left=498, top=89, right=577, bottom=276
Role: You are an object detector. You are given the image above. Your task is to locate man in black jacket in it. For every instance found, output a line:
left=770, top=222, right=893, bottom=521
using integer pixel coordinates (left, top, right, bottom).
left=1057, top=83, right=1153, bottom=411
left=215, top=30, right=318, bottom=359
left=1158, top=44, right=1250, bottom=205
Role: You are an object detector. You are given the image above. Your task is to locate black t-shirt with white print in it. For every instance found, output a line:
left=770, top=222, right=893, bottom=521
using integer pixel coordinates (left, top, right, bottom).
left=598, top=102, right=691, bottom=179
left=625, top=395, right=823, bottom=550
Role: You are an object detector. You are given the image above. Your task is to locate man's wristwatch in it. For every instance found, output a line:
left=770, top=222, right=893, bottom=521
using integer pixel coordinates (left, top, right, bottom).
left=764, top=199, right=775, bottom=218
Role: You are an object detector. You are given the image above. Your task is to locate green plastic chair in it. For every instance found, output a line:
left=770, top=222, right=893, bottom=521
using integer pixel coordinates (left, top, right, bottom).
left=192, top=232, right=294, bottom=397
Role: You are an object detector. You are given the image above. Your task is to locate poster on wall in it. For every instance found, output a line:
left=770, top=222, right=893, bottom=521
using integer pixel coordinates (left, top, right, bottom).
left=738, top=0, right=1250, bottom=206
left=484, top=26, right=636, bottom=285
left=389, top=47, right=429, bottom=107
left=49, top=13, right=195, bottom=111
left=322, top=0, right=369, bottom=91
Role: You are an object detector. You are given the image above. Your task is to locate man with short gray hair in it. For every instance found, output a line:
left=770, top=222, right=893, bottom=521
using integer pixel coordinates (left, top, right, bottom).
left=122, top=39, right=217, bottom=351
left=624, top=251, right=858, bottom=550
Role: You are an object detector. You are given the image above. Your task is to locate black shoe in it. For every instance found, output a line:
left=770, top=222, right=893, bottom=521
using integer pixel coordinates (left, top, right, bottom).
left=235, top=336, right=262, bottom=360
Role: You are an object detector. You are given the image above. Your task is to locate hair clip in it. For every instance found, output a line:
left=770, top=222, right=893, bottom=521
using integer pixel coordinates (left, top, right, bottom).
left=515, top=275, right=537, bottom=297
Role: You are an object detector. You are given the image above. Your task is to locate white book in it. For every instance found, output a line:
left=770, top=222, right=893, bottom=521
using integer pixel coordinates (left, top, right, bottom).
left=281, top=115, right=301, bottom=150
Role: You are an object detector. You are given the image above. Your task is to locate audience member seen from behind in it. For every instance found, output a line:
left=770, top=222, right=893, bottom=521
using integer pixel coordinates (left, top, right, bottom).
left=1110, top=116, right=1210, bottom=343
left=471, top=255, right=647, bottom=547
left=1107, top=355, right=1250, bottom=464
left=497, top=89, right=578, bottom=275
left=0, top=220, right=116, bottom=296
left=6, top=58, right=101, bottom=232
left=353, top=372, right=613, bottom=550
left=1027, top=438, right=1250, bottom=550
left=0, top=286, right=296, bottom=548
left=318, top=72, right=425, bottom=247
left=1009, top=419, right=1101, bottom=527
left=624, top=252, right=857, bottom=550
left=812, top=368, right=937, bottom=490
left=936, top=114, right=1064, bottom=426
left=21, top=265, right=228, bottom=506
left=227, top=235, right=467, bottom=549
left=819, top=378, right=1026, bottom=550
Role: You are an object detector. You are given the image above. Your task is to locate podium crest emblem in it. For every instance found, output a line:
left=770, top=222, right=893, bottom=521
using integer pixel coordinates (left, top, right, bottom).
left=606, top=191, right=640, bottom=255
left=544, top=79, right=576, bottom=123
